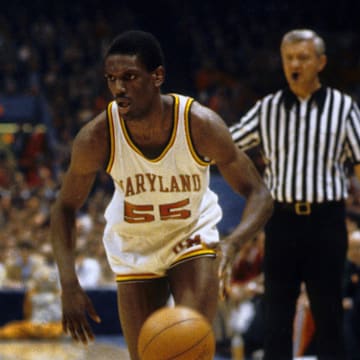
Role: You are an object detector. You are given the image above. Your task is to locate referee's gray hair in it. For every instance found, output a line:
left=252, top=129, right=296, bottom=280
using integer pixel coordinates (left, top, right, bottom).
left=281, top=29, right=326, bottom=56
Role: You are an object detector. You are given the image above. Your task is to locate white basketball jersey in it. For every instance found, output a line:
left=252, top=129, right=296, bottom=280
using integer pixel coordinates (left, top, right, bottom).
left=103, top=94, right=222, bottom=276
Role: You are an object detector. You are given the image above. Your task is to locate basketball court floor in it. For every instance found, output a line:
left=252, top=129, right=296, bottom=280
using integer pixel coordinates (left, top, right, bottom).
left=0, top=338, right=130, bottom=360
left=0, top=336, right=230, bottom=359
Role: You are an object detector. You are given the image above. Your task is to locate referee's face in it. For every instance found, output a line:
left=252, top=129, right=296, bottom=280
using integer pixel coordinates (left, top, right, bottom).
left=281, top=40, right=327, bottom=98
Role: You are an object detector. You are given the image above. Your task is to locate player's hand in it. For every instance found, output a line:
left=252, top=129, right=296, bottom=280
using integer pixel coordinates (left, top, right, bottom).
left=61, top=284, right=101, bottom=344
left=216, top=240, right=238, bottom=301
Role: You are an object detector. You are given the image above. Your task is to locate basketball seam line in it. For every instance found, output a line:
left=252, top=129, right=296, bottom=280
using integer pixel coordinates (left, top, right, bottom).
left=140, top=318, right=207, bottom=357
left=168, top=329, right=213, bottom=360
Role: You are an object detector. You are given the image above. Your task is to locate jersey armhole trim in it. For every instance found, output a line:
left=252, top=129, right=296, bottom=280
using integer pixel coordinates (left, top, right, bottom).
left=106, top=101, right=115, bottom=173
left=185, top=99, right=211, bottom=166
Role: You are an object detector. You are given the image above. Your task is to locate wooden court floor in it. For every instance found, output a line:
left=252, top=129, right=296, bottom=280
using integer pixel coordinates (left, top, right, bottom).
left=0, top=339, right=130, bottom=360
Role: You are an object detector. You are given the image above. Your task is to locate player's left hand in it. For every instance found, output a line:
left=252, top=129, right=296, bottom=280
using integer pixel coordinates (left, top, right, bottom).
left=216, top=240, right=238, bottom=301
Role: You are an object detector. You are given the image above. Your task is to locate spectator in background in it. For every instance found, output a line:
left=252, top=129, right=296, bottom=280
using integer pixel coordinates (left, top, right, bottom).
left=0, top=190, right=12, bottom=229
left=16, top=125, right=53, bottom=188
left=0, top=245, right=8, bottom=287
left=75, top=248, right=103, bottom=289
left=228, top=231, right=265, bottom=359
left=0, top=262, right=63, bottom=339
left=293, top=284, right=316, bottom=357
left=6, top=240, right=44, bottom=288
left=343, top=229, right=360, bottom=360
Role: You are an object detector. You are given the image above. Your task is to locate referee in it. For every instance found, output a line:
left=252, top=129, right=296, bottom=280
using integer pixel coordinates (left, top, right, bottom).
left=230, top=29, right=360, bottom=360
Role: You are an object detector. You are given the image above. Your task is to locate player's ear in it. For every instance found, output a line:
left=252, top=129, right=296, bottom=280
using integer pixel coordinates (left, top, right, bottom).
left=152, top=66, right=165, bottom=87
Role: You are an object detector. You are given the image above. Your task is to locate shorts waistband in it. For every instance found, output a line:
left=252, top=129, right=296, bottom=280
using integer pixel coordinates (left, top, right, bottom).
left=274, top=200, right=344, bottom=216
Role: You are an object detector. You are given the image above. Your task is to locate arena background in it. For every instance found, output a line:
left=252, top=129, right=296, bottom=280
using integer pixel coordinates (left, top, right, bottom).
left=0, top=1, right=358, bottom=359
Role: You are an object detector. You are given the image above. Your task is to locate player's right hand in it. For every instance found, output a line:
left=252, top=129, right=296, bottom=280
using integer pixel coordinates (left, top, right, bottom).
left=61, top=285, right=101, bottom=344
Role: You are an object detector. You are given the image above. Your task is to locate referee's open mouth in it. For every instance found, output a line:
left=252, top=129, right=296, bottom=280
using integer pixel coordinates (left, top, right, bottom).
left=291, top=72, right=299, bottom=81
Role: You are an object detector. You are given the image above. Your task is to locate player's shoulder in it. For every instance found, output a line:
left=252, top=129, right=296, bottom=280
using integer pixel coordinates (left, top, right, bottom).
left=166, top=92, right=221, bottom=124
left=69, top=110, right=109, bottom=170
left=189, top=98, right=222, bottom=123
left=76, top=110, right=107, bottom=138
left=73, top=110, right=108, bottom=151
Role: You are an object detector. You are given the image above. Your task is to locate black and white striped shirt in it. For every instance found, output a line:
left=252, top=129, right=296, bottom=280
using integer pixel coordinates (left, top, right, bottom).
left=230, top=86, right=360, bottom=203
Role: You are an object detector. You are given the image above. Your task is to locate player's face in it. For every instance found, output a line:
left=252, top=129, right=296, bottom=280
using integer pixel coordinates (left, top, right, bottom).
left=104, top=54, right=164, bottom=120
left=281, top=40, right=327, bottom=96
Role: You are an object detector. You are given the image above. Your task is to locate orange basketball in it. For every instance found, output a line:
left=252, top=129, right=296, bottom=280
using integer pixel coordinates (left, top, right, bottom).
left=137, top=305, right=216, bottom=360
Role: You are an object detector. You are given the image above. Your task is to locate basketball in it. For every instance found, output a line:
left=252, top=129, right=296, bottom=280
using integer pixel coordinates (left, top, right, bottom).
left=137, top=305, right=216, bottom=360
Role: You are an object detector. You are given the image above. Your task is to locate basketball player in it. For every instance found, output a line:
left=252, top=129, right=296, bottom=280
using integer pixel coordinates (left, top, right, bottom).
left=50, top=30, right=273, bottom=360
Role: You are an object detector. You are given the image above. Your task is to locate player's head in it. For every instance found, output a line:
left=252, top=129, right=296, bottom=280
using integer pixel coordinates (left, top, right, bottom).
left=281, top=29, right=326, bottom=56
left=104, top=30, right=165, bottom=72
left=103, top=30, right=166, bottom=120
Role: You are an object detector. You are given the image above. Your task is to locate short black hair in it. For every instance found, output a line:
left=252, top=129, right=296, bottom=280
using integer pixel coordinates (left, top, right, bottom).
left=104, top=30, right=165, bottom=72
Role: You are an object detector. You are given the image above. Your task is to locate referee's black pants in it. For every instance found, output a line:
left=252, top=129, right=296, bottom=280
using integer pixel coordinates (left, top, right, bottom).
left=263, top=201, right=347, bottom=360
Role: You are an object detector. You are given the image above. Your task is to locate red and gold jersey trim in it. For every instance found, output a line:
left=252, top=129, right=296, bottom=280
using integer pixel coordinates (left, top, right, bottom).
left=118, top=96, right=179, bottom=163
left=116, top=273, right=165, bottom=283
left=184, top=98, right=211, bottom=166
left=106, top=101, right=116, bottom=173
left=170, top=247, right=216, bottom=268
left=115, top=248, right=216, bottom=283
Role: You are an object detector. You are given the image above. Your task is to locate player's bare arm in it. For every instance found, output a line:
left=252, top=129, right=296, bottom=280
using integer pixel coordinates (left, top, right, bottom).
left=50, top=111, right=108, bottom=343
left=190, top=101, right=273, bottom=245
left=190, top=101, right=273, bottom=297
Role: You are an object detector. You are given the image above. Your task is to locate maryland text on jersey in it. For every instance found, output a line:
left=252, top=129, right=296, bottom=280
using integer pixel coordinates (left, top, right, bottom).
left=115, top=173, right=202, bottom=197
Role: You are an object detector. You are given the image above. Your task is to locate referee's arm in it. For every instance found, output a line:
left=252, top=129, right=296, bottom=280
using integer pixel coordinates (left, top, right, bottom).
left=347, top=100, right=360, bottom=182
left=230, top=100, right=262, bottom=151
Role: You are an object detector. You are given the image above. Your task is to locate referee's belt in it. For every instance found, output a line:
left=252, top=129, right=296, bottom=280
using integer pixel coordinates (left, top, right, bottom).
left=274, top=201, right=344, bottom=216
